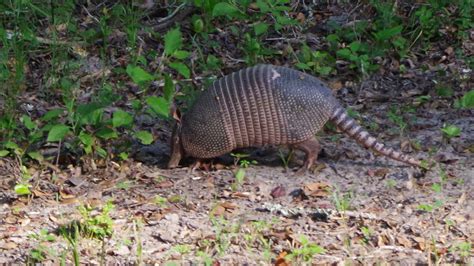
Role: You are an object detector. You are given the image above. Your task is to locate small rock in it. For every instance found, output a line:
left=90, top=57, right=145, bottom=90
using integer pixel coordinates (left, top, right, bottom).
left=112, top=245, right=130, bottom=256
left=164, top=213, right=180, bottom=224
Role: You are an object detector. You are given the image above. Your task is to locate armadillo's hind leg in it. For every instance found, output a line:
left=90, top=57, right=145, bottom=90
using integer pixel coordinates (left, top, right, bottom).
left=291, top=137, right=321, bottom=175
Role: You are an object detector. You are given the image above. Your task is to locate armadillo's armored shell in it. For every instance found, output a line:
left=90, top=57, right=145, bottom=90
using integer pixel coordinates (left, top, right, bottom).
left=180, top=64, right=339, bottom=158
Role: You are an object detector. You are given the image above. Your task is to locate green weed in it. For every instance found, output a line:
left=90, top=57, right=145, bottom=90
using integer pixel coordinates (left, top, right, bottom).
left=441, top=124, right=461, bottom=139
left=332, top=189, right=353, bottom=212
left=27, top=228, right=58, bottom=263
left=286, top=235, right=325, bottom=263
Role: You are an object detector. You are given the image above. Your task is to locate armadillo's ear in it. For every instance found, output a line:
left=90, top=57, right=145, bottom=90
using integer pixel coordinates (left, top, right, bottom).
left=170, top=102, right=181, bottom=123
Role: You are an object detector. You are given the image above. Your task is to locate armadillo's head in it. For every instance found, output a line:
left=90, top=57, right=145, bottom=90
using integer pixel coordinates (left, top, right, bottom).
left=168, top=120, right=184, bottom=169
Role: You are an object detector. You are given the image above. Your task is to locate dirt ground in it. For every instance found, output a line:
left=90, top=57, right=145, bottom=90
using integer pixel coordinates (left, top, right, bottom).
left=1, top=71, right=473, bottom=264
left=1, top=1, right=473, bottom=265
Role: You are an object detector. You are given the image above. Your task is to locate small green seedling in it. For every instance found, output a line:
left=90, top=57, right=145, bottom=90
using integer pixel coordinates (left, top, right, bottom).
left=286, top=235, right=325, bottom=262
left=441, top=125, right=461, bottom=139
left=154, top=195, right=168, bottom=207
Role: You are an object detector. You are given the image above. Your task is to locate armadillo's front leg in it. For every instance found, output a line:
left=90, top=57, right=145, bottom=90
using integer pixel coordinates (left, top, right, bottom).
left=291, top=137, right=321, bottom=175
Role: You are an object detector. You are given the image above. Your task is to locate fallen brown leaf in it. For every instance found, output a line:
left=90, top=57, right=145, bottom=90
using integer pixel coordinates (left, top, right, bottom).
left=368, top=168, right=390, bottom=177
left=219, top=202, right=237, bottom=210
left=0, top=241, right=18, bottom=250
left=230, top=192, right=251, bottom=199
left=413, top=236, right=427, bottom=250
left=303, top=182, right=330, bottom=197
left=274, top=251, right=289, bottom=266
left=156, top=180, right=174, bottom=188
left=271, top=185, right=286, bottom=198
left=211, top=205, right=226, bottom=216
left=397, top=236, right=412, bottom=248
left=59, top=188, right=76, bottom=199
left=296, top=12, right=305, bottom=23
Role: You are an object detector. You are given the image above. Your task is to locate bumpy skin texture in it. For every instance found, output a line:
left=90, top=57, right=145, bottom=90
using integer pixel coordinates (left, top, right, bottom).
left=180, top=64, right=337, bottom=157
left=169, top=64, right=421, bottom=169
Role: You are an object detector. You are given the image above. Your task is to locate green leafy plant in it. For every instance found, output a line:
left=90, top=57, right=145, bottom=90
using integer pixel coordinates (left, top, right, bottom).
left=332, top=189, right=353, bottom=212
left=296, top=45, right=335, bottom=76
left=449, top=241, right=472, bottom=260
left=336, top=41, right=377, bottom=77
left=431, top=182, right=442, bottom=193
left=286, top=235, right=325, bottom=262
left=154, top=195, right=168, bottom=207
left=417, top=199, right=444, bottom=212
left=232, top=168, right=246, bottom=191
left=441, top=124, right=461, bottom=139
left=361, top=226, right=373, bottom=244
left=229, top=153, right=257, bottom=190
left=196, top=250, right=213, bottom=266
left=388, top=106, right=408, bottom=136
left=28, top=229, right=58, bottom=263
left=385, top=179, right=397, bottom=188
left=170, top=244, right=192, bottom=255
left=164, top=27, right=191, bottom=78
left=455, top=90, right=474, bottom=109
left=277, top=149, right=293, bottom=170
left=14, top=165, right=33, bottom=196
left=61, top=201, right=115, bottom=241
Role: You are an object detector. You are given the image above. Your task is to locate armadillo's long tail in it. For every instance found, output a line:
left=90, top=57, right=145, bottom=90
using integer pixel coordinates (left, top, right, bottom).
left=330, top=106, right=421, bottom=167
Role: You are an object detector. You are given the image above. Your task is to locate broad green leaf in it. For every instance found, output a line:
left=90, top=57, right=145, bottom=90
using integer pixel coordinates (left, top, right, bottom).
left=131, top=99, right=142, bottom=110
left=164, top=74, right=174, bottom=102
left=75, top=102, right=105, bottom=126
left=441, top=125, right=461, bottom=138
left=164, top=28, right=182, bottom=56
left=295, top=62, right=310, bottom=70
left=172, top=50, right=190, bottom=60
left=436, top=86, right=454, bottom=97
left=0, top=150, right=9, bottom=157
left=21, top=115, right=36, bottom=130
left=126, top=65, right=154, bottom=84
left=79, top=132, right=94, bottom=154
left=135, top=130, right=154, bottom=145
left=276, top=15, right=296, bottom=26
left=112, top=109, right=133, bottom=128
left=393, top=36, right=407, bottom=48
left=76, top=102, right=104, bottom=117
left=14, top=184, right=31, bottom=195
left=374, top=25, right=403, bottom=41
left=119, top=152, right=129, bottom=160
left=41, top=108, right=63, bottom=121
left=47, top=125, right=70, bottom=142
left=336, top=48, right=352, bottom=59
left=206, top=55, right=220, bottom=70
left=96, top=127, right=118, bottom=140
left=458, top=90, right=474, bottom=108
left=318, top=66, right=333, bottom=76
left=193, top=18, right=204, bottom=33
left=254, top=23, right=269, bottom=36
left=255, top=0, right=270, bottom=12
left=235, top=168, right=245, bottom=182
left=27, top=152, right=43, bottom=162
left=212, top=2, right=240, bottom=17
left=4, top=141, right=19, bottom=150
left=96, top=146, right=107, bottom=158
left=146, top=96, right=170, bottom=118
left=349, top=41, right=362, bottom=52
left=79, top=131, right=94, bottom=146
left=169, top=62, right=190, bottom=78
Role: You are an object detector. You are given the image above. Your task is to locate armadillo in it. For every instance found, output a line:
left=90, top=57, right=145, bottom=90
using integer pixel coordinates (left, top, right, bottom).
left=168, top=64, right=421, bottom=172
